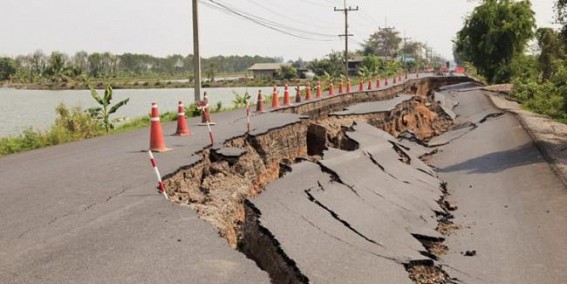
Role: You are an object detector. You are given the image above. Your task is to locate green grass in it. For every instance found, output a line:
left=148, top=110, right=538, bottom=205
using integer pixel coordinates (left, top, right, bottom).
left=0, top=101, right=239, bottom=157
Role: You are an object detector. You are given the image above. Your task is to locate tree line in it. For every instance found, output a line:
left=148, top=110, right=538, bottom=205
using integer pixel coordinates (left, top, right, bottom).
left=308, top=28, right=444, bottom=79
left=454, top=0, right=567, bottom=122
left=0, top=51, right=278, bottom=83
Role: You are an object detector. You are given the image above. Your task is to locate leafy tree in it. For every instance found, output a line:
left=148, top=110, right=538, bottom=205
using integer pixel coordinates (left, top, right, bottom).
left=88, top=85, right=130, bottom=133
left=362, top=28, right=402, bottom=58
left=46, top=52, right=68, bottom=81
left=308, top=51, right=344, bottom=77
left=455, top=0, right=536, bottom=83
left=556, top=0, right=567, bottom=42
left=536, top=27, right=565, bottom=80
left=277, top=65, right=298, bottom=80
left=205, top=63, right=217, bottom=81
left=0, top=57, right=17, bottom=81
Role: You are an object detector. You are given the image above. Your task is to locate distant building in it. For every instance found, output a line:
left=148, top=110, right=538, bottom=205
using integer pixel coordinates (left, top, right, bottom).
left=348, top=56, right=365, bottom=76
left=248, top=63, right=286, bottom=79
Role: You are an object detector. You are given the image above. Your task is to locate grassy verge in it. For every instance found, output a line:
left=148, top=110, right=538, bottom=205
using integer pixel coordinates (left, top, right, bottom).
left=0, top=102, right=235, bottom=157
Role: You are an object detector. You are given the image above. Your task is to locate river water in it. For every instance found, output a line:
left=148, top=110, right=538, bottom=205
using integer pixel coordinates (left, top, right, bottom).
left=0, top=86, right=274, bottom=137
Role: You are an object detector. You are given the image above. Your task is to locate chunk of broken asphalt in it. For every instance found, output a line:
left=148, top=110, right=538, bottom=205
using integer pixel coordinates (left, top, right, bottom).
left=444, top=200, right=458, bottom=211
left=463, top=250, right=477, bottom=257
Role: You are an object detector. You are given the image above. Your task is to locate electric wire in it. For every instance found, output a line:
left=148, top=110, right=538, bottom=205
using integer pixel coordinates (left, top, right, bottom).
left=201, top=0, right=338, bottom=41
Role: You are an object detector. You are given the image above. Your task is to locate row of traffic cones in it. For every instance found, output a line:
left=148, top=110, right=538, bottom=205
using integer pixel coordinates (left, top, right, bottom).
left=154, top=72, right=421, bottom=149
left=150, top=98, right=214, bottom=152
left=256, top=74, right=415, bottom=110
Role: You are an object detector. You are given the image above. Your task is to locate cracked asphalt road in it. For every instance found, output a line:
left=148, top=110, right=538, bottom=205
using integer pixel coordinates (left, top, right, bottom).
left=430, top=88, right=567, bottom=283
left=0, top=110, right=277, bottom=284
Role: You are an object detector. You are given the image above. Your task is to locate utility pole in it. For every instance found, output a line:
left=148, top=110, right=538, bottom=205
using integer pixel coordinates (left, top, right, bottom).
left=334, top=0, right=358, bottom=78
left=192, top=0, right=202, bottom=102
left=401, top=34, right=411, bottom=65
left=378, top=18, right=395, bottom=59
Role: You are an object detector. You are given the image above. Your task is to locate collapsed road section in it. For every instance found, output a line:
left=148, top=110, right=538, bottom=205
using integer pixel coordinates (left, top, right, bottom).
left=162, top=77, right=471, bottom=283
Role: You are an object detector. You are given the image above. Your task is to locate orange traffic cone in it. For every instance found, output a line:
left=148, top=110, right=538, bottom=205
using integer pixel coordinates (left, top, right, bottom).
left=175, top=101, right=191, bottom=136
left=347, top=79, right=352, bottom=93
left=282, top=84, right=291, bottom=106
left=256, top=90, right=265, bottom=113
left=305, top=82, right=312, bottom=101
left=329, top=82, right=335, bottom=96
left=316, top=81, right=322, bottom=98
left=376, top=77, right=381, bottom=88
left=339, top=81, right=344, bottom=94
left=358, top=80, right=364, bottom=91
left=149, top=103, right=171, bottom=152
left=295, top=86, right=302, bottom=103
left=199, top=92, right=215, bottom=125
left=271, top=85, right=280, bottom=109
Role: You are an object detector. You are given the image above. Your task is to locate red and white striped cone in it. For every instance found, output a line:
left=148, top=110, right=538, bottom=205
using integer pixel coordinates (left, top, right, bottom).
left=316, top=81, right=322, bottom=98
left=346, top=79, right=352, bottom=93
left=175, top=101, right=191, bottom=136
left=328, top=82, right=335, bottom=96
left=376, top=77, right=381, bottom=88
left=338, top=81, right=344, bottom=94
left=148, top=150, right=168, bottom=199
left=295, top=86, right=302, bottom=103
left=358, top=80, right=364, bottom=92
left=305, top=82, right=312, bottom=101
left=256, top=90, right=266, bottom=113
left=149, top=103, right=171, bottom=152
left=271, top=85, right=280, bottom=109
left=282, top=84, right=291, bottom=106
left=367, top=79, right=372, bottom=90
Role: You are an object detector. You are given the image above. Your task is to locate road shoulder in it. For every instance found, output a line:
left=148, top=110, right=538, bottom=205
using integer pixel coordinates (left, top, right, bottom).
left=487, top=89, right=567, bottom=188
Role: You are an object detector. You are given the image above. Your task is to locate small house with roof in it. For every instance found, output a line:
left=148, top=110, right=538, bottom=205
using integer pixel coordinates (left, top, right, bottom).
left=248, top=63, right=285, bottom=79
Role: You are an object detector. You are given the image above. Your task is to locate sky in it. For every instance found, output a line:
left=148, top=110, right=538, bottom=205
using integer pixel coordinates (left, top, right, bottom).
left=0, top=0, right=559, bottom=61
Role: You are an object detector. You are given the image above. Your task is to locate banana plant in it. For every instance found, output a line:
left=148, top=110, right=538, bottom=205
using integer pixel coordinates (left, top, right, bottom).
left=88, top=85, right=129, bottom=133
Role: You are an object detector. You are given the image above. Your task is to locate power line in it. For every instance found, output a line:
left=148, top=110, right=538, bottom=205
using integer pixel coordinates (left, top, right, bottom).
left=244, top=0, right=337, bottom=31
left=201, top=0, right=336, bottom=41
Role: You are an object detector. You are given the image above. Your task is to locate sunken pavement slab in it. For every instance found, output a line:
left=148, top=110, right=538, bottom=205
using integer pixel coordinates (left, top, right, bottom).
left=250, top=123, right=446, bottom=283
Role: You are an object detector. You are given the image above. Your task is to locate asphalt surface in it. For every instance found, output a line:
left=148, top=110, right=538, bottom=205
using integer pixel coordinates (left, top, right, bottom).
left=0, top=109, right=294, bottom=283
left=429, top=88, right=567, bottom=283
left=252, top=122, right=445, bottom=283
left=0, top=74, right=421, bottom=283
left=1, top=73, right=485, bottom=284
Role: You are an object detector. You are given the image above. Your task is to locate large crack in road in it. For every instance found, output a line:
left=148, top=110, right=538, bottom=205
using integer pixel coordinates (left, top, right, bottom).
left=162, top=80, right=467, bottom=283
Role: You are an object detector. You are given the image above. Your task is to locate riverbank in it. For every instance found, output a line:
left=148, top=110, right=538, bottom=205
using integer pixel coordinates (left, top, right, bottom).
left=2, top=77, right=309, bottom=91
